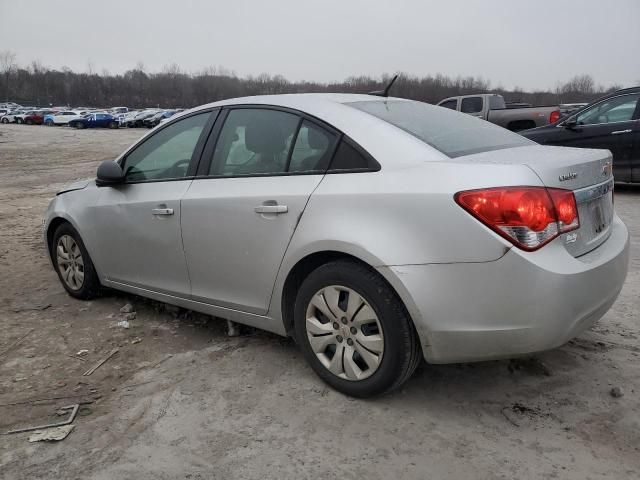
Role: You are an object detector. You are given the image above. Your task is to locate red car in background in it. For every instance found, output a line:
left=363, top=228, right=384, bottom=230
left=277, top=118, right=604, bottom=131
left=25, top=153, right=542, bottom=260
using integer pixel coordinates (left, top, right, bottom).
left=19, top=110, right=45, bottom=125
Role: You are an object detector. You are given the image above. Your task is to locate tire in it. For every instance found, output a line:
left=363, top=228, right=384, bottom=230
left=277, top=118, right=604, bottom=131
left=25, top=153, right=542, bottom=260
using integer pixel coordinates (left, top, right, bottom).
left=75, top=122, right=85, bottom=129
left=16, top=118, right=23, bottom=124
left=294, top=259, right=422, bottom=398
left=45, top=119, right=53, bottom=126
left=25, top=119, right=33, bottom=125
left=108, top=121, right=118, bottom=129
left=51, top=222, right=100, bottom=300
left=1, top=118, right=8, bottom=124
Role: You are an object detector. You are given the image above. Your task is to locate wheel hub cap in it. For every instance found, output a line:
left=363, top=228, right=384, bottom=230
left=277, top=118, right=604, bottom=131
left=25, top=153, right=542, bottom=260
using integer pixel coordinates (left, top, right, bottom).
left=56, top=235, right=85, bottom=290
left=305, top=285, right=384, bottom=381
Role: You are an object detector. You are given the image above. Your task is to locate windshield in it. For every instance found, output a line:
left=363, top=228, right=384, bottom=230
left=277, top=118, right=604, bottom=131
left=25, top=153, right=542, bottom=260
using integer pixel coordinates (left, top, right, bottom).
left=348, top=100, right=533, bottom=158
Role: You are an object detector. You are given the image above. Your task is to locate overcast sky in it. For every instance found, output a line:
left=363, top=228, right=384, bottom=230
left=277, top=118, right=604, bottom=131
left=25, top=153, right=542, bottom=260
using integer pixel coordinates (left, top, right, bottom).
left=1, top=0, right=638, bottom=90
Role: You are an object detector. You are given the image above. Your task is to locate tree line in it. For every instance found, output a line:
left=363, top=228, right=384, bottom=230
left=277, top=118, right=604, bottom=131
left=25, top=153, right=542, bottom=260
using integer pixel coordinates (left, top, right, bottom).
left=0, top=51, right=626, bottom=109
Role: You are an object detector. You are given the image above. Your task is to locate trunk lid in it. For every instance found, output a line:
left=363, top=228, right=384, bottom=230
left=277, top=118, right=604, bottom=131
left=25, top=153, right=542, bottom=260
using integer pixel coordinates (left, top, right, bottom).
left=459, top=145, right=614, bottom=257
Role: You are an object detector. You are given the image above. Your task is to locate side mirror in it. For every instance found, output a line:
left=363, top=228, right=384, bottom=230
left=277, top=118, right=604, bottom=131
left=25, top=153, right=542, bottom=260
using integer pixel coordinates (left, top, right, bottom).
left=96, top=160, right=124, bottom=186
left=563, top=118, right=578, bottom=129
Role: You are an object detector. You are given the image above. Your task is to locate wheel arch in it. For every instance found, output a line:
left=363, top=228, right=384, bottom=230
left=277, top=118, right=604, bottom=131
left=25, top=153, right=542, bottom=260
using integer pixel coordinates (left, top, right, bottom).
left=278, top=249, right=424, bottom=345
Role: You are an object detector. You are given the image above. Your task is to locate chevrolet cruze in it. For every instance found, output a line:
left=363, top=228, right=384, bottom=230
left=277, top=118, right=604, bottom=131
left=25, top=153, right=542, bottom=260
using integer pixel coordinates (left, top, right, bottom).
left=44, top=94, right=630, bottom=397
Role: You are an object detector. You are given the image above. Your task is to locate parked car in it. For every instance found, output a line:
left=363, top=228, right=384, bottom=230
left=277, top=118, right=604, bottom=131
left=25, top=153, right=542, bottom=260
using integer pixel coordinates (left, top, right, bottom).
left=43, top=94, right=629, bottom=397
left=521, top=87, right=640, bottom=184
left=110, top=106, right=129, bottom=114
left=126, top=109, right=161, bottom=128
left=14, top=110, right=40, bottom=124
left=0, top=108, right=10, bottom=118
left=143, top=110, right=177, bottom=128
left=22, top=110, right=46, bottom=125
left=437, top=93, right=561, bottom=131
left=68, top=113, right=119, bottom=129
left=44, top=110, right=87, bottom=126
left=1, top=109, right=28, bottom=123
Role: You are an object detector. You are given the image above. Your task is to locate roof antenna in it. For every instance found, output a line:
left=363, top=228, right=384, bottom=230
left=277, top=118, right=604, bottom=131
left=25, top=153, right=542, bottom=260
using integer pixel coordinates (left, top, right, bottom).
left=368, top=74, right=398, bottom=97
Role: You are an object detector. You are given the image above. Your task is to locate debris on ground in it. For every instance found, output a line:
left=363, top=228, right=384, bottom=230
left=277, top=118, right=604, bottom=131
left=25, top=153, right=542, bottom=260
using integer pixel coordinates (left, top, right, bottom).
left=6, top=404, right=79, bottom=435
left=120, top=303, right=134, bottom=314
left=131, top=337, right=142, bottom=344
left=76, top=349, right=89, bottom=356
left=11, top=302, right=51, bottom=313
left=610, top=386, right=624, bottom=398
left=508, top=357, right=553, bottom=376
left=116, top=320, right=130, bottom=329
left=28, top=424, right=75, bottom=442
left=122, top=312, right=136, bottom=321
left=0, top=328, right=35, bottom=359
left=227, top=319, right=241, bottom=337
left=82, top=349, right=119, bottom=376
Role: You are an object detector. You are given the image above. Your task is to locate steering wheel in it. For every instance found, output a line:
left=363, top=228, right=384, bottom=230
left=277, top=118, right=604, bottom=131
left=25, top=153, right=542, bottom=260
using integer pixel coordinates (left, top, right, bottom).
left=167, top=158, right=190, bottom=178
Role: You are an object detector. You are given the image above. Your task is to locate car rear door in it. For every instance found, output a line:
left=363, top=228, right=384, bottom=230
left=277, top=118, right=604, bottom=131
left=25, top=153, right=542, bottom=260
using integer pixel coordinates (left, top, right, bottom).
left=180, top=107, right=339, bottom=315
left=556, top=93, right=640, bottom=183
left=90, top=111, right=215, bottom=296
left=629, top=101, right=640, bottom=183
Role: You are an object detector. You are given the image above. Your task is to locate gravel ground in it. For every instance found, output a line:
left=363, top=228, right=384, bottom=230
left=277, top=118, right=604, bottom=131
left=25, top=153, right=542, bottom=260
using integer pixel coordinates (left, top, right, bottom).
left=0, top=124, right=638, bottom=480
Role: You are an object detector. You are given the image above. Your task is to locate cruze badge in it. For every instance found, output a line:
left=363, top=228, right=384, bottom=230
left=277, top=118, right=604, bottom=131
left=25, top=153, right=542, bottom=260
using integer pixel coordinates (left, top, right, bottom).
left=602, top=162, right=612, bottom=177
left=559, top=172, right=578, bottom=182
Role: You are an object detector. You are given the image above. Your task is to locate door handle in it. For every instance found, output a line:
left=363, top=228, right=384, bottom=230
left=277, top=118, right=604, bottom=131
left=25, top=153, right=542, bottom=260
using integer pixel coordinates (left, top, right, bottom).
left=254, top=205, right=288, bottom=214
left=152, top=208, right=174, bottom=216
left=611, top=129, right=632, bottom=135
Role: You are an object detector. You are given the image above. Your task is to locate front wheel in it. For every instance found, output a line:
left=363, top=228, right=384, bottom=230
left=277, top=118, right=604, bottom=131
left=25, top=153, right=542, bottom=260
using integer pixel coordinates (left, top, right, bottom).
left=108, top=121, right=118, bottom=129
left=75, top=122, right=85, bottom=129
left=51, top=223, right=100, bottom=299
left=16, top=118, right=23, bottom=124
left=45, top=119, right=53, bottom=126
left=294, top=260, right=422, bottom=397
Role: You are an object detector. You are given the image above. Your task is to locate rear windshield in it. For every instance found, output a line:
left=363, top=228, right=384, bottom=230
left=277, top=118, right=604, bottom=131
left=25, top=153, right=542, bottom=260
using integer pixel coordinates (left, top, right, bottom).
left=348, top=100, right=532, bottom=158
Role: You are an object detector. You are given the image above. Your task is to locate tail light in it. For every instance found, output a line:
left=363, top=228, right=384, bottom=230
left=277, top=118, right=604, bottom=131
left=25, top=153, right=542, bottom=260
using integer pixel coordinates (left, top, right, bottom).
left=455, top=186, right=579, bottom=251
left=549, top=110, right=561, bottom=124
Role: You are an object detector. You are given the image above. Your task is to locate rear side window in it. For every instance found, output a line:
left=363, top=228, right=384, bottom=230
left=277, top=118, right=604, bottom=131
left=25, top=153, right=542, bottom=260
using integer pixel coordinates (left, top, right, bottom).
left=328, top=139, right=375, bottom=171
left=348, top=100, right=533, bottom=158
left=439, top=99, right=457, bottom=110
left=461, top=97, right=483, bottom=114
left=208, top=108, right=300, bottom=176
left=289, top=120, right=338, bottom=172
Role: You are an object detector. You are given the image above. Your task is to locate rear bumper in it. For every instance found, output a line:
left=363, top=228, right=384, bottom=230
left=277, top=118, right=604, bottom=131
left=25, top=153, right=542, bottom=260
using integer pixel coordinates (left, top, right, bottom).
left=380, top=215, right=630, bottom=363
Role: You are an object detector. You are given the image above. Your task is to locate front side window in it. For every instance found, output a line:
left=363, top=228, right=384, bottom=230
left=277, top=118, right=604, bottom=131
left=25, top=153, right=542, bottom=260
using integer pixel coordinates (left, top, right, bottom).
left=208, top=109, right=300, bottom=176
left=349, top=99, right=533, bottom=158
left=575, top=94, right=639, bottom=126
left=123, top=112, right=210, bottom=182
left=461, top=97, right=483, bottom=114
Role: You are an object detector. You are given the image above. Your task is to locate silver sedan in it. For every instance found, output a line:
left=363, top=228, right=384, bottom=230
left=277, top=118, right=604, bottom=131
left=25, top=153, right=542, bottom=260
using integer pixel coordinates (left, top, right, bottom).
left=44, top=94, right=630, bottom=397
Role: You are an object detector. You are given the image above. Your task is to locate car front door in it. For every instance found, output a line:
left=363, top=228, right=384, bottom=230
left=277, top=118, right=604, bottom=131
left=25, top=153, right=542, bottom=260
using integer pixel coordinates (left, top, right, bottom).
left=554, top=93, right=640, bottom=182
left=90, top=111, right=214, bottom=296
left=181, top=107, right=339, bottom=314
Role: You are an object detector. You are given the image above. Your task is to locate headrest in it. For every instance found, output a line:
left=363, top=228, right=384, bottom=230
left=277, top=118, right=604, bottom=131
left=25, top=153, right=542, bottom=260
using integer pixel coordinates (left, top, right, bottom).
left=307, top=126, right=329, bottom=150
left=245, top=119, right=286, bottom=155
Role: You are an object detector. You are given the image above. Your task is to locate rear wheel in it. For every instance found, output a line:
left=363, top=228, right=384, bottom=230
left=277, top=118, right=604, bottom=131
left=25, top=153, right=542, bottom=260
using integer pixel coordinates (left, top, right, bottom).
left=75, top=122, right=85, bottom=129
left=25, top=119, right=33, bottom=125
left=294, top=260, right=421, bottom=397
left=16, top=118, right=23, bottom=124
left=51, top=223, right=100, bottom=299
left=108, top=121, right=118, bottom=129
left=45, top=119, right=54, bottom=126
left=1, top=118, right=8, bottom=124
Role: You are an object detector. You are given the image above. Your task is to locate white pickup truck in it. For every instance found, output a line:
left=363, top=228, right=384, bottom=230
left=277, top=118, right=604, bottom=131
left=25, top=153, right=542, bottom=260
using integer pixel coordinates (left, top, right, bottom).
left=437, top=93, right=561, bottom=131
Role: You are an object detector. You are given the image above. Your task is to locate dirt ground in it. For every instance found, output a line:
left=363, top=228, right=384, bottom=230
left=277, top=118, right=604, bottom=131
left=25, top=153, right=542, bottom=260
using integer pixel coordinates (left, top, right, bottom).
left=0, top=123, right=638, bottom=480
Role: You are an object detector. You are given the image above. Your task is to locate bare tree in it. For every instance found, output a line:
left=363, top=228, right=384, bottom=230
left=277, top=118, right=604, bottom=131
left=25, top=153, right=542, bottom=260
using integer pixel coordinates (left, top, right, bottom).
left=0, top=50, right=18, bottom=102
